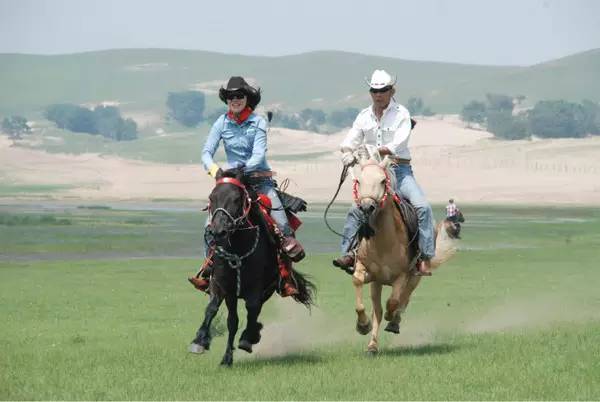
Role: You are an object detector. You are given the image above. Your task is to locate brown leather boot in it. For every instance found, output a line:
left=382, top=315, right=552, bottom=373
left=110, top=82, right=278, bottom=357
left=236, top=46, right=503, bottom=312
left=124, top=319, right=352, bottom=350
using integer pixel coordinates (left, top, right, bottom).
left=282, top=236, right=305, bottom=262
left=188, top=256, right=214, bottom=292
left=188, top=276, right=210, bottom=292
left=332, top=254, right=355, bottom=274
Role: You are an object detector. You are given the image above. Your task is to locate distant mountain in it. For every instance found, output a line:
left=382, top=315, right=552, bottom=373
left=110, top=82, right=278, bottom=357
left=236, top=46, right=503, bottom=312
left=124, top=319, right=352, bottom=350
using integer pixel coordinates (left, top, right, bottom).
left=1, top=48, right=599, bottom=116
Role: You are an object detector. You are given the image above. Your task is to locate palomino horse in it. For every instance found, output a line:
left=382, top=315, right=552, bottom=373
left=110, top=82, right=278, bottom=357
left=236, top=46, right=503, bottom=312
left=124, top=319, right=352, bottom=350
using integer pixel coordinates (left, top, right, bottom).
left=350, top=155, right=456, bottom=354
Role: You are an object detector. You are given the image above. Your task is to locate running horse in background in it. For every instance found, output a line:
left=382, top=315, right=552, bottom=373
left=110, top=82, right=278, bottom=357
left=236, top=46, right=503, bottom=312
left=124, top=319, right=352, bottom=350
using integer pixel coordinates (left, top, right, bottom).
left=443, top=210, right=465, bottom=239
left=189, top=168, right=315, bottom=366
left=349, top=148, right=456, bottom=354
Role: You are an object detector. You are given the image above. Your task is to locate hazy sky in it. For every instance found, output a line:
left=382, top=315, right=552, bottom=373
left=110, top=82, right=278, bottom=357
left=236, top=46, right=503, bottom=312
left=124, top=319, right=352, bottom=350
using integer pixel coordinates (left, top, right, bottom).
left=1, top=0, right=599, bottom=65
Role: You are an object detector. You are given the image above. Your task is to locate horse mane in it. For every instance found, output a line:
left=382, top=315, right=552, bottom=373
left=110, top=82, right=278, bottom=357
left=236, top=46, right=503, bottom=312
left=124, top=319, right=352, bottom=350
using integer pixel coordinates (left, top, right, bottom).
left=220, top=167, right=245, bottom=181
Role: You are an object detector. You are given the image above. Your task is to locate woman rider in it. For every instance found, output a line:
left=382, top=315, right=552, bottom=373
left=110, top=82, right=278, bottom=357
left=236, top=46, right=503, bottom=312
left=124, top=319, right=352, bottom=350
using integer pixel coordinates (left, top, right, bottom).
left=193, top=76, right=303, bottom=296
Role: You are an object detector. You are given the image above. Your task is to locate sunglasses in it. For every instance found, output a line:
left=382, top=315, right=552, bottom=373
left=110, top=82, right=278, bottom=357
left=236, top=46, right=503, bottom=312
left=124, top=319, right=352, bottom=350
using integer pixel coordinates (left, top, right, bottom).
left=225, top=91, right=247, bottom=100
left=369, top=86, right=392, bottom=94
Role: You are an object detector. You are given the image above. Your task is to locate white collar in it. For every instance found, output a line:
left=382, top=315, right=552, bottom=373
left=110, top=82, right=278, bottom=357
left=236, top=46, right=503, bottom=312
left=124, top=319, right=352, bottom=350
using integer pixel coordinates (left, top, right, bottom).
left=370, top=99, right=397, bottom=120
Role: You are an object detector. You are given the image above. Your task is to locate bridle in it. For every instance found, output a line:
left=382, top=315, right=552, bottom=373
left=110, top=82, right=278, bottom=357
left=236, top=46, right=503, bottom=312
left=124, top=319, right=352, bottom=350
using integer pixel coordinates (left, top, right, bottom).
left=352, top=162, right=397, bottom=209
left=210, top=177, right=252, bottom=228
left=206, top=177, right=260, bottom=279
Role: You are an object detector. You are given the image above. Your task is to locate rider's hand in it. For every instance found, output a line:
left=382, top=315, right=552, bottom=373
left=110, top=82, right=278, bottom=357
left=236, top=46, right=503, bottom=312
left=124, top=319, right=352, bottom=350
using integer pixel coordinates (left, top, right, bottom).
left=341, top=152, right=357, bottom=167
left=208, top=163, right=222, bottom=179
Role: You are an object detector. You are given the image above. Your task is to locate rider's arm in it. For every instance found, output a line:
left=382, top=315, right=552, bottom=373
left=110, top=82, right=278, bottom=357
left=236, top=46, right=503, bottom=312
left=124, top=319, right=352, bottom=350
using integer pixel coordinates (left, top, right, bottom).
left=202, top=116, right=224, bottom=177
left=384, top=108, right=412, bottom=156
left=339, top=114, right=364, bottom=153
left=245, top=118, right=268, bottom=172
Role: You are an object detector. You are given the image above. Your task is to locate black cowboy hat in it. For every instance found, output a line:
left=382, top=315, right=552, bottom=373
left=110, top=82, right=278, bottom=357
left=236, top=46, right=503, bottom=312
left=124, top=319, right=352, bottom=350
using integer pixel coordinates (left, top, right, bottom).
left=218, top=76, right=261, bottom=110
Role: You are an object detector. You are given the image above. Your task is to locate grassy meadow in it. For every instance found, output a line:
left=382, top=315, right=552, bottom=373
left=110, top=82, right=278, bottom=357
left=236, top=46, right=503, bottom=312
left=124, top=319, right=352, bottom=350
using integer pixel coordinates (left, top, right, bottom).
left=1, top=203, right=599, bottom=400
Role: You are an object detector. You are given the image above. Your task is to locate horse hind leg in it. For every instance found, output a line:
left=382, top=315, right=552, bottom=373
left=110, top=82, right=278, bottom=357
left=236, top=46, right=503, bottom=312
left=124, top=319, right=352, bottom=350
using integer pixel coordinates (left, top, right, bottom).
left=384, top=275, right=406, bottom=322
left=384, top=308, right=402, bottom=334
left=239, top=295, right=264, bottom=354
left=385, top=275, right=421, bottom=334
left=190, top=294, right=223, bottom=354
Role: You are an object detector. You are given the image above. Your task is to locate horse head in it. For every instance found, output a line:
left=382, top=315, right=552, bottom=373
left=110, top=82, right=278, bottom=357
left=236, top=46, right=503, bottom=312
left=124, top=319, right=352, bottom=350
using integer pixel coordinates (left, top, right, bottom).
left=352, top=156, right=396, bottom=236
left=207, top=167, right=252, bottom=246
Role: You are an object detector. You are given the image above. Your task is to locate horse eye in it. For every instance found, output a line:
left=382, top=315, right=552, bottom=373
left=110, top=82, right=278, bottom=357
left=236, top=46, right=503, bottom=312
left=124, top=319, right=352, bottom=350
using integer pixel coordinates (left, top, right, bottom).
left=380, top=179, right=386, bottom=184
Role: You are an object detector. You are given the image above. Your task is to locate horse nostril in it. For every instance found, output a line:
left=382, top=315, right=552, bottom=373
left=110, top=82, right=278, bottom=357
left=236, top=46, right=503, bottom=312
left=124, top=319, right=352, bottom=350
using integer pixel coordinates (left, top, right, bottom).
left=360, top=202, right=376, bottom=214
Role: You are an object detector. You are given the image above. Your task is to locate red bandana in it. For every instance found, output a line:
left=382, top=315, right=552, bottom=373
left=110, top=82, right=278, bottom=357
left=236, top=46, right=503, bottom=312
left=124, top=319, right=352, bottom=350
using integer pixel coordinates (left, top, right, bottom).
left=227, top=106, right=253, bottom=125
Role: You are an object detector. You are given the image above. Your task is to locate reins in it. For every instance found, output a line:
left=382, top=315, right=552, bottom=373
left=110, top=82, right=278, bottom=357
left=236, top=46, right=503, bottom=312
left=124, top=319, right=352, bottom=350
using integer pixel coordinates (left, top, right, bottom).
left=207, top=177, right=261, bottom=296
left=323, top=165, right=349, bottom=238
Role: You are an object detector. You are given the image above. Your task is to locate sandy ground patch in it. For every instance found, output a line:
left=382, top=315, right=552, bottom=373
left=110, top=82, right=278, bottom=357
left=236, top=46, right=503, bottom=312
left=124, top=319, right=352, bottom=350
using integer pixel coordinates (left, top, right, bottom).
left=1, top=117, right=599, bottom=204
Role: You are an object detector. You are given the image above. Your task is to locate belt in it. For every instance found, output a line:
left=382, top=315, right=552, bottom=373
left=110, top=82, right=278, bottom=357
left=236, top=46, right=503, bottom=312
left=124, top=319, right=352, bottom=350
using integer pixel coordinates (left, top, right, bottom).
left=247, top=170, right=275, bottom=178
left=389, top=157, right=411, bottom=165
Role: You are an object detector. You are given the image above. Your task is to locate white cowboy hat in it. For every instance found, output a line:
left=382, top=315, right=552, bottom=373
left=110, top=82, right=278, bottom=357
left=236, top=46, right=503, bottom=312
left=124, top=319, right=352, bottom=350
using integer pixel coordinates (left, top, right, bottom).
left=366, top=69, right=396, bottom=89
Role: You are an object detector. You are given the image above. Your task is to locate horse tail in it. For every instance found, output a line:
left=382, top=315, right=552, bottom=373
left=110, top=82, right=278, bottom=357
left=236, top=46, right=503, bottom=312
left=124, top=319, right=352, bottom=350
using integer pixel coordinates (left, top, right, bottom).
left=290, top=268, right=316, bottom=308
left=430, top=221, right=457, bottom=269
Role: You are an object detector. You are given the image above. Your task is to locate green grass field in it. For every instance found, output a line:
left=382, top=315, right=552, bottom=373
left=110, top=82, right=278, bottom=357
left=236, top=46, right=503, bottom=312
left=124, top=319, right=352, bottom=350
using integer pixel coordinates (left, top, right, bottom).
left=1, top=203, right=599, bottom=400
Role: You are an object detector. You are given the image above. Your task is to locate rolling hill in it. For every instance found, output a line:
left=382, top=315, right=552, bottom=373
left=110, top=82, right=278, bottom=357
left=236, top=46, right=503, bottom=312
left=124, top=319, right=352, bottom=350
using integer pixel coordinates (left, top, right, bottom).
left=1, top=48, right=599, bottom=117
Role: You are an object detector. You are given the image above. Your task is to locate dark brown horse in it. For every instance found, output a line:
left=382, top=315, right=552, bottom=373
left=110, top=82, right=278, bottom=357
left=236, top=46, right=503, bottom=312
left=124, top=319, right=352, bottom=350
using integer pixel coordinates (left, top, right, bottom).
left=189, top=168, right=315, bottom=366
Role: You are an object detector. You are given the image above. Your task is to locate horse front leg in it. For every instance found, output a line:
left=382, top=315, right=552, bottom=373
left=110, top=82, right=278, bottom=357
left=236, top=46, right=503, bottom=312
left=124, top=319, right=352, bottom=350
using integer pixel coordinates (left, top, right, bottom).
left=367, top=282, right=383, bottom=355
left=238, top=290, right=263, bottom=354
left=190, top=293, right=223, bottom=354
left=353, top=260, right=371, bottom=335
left=220, top=294, right=239, bottom=367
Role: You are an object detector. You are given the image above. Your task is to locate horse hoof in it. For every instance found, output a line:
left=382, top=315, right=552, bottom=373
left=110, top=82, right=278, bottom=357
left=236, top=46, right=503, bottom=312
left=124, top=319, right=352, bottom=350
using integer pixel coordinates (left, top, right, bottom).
left=384, top=322, right=400, bottom=334
left=366, top=348, right=378, bottom=356
left=238, top=339, right=253, bottom=354
left=356, top=321, right=372, bottom=335
left=220, top=357, right=233, bottom=367
left=188, top=343, right=206, bottom=354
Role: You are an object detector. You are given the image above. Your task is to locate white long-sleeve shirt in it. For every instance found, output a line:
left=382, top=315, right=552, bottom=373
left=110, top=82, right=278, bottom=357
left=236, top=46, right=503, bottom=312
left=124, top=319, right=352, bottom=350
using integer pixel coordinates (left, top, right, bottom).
left=340, top=100, right=413, bottom=160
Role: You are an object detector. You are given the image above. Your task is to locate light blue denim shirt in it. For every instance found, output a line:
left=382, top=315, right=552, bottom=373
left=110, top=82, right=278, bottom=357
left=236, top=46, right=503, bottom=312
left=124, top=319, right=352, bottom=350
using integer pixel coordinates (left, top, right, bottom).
left=201, top=113, right=270, bottom=173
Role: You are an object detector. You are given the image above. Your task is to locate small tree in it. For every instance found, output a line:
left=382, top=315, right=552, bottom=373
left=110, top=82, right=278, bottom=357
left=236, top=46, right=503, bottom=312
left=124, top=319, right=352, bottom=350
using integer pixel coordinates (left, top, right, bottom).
left=46, top=103, right=137, bottom=141
left=461, top=100, right=487, bottom=124
left=485, top=93, right=514, bottom=112
left=1, top=115, right=31, bottom=140
left=166, top=91, right=205, bottom=127
left=528, top=100, right=586, bottom=138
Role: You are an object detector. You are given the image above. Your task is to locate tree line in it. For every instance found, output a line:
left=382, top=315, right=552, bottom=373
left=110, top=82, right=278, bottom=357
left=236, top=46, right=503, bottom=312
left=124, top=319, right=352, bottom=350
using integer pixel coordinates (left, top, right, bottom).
left=5, top=89, right=598, bottom=142
left=45, top=104, right=138, bottom=141
left=166, top=91, right=435, bottom=132
left=461, top=94, right=600, bottom=139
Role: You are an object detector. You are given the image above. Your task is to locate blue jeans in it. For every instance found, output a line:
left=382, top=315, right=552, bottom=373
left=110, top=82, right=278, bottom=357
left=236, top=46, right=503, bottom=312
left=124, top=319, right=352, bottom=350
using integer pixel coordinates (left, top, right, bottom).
left=340, top=164, right=435, bottom=259
left=204, top=177, right=291, bottom=255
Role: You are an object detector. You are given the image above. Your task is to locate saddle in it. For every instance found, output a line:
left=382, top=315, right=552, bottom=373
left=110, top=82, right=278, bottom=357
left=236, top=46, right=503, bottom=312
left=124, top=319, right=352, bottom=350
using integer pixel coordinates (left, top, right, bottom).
left=254, top=190, right=307, bottom=262
left=392, top=196, right=420, bottom=256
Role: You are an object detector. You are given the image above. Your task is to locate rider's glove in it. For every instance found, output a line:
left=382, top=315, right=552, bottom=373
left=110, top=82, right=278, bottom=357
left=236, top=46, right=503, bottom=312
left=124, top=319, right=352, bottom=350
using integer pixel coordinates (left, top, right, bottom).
left=208, top=163, right=222, bottom=179
left=341, top=152, right=357, bottom=167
